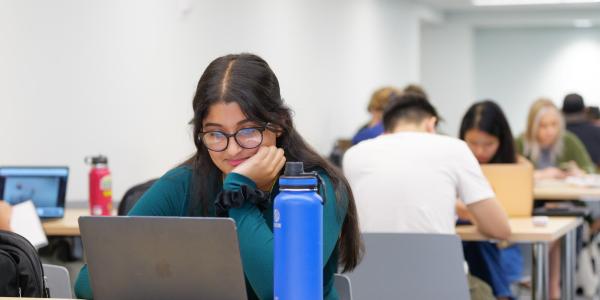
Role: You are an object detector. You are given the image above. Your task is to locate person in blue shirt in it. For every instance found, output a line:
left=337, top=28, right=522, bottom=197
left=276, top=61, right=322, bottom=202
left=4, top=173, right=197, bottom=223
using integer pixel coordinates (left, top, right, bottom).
left=351, top=87, right=399, bottom=145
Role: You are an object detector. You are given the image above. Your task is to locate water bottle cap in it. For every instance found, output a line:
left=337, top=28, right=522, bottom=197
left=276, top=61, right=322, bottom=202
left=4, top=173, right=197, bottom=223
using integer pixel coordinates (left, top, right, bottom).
left=280, top=162, right=317, bottom=189
left=85, top=155, right=108, bottom=165
left=283, top=162, right=304, bottom=176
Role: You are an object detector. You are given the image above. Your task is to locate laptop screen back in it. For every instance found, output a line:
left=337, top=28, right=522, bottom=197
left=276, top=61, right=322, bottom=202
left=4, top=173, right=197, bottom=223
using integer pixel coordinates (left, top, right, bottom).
left=0, top=167, right=68, bottom=218
left=79, top=216, right=248, bottom=300
left=481, top=164, right=534, bottom=217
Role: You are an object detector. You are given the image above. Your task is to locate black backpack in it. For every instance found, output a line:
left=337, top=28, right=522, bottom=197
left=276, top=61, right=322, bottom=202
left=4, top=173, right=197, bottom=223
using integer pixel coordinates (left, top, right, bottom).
left=0, top=230, right=49, bottom=297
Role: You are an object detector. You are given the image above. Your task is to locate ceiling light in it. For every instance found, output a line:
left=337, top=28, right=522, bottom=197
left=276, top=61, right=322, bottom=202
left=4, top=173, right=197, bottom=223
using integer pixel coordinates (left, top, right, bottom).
left=473, top=0, right=600, bottom=6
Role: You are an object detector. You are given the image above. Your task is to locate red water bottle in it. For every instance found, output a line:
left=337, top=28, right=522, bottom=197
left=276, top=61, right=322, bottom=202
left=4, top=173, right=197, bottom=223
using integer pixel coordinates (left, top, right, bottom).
left=85, top=155, right=113, bottom=216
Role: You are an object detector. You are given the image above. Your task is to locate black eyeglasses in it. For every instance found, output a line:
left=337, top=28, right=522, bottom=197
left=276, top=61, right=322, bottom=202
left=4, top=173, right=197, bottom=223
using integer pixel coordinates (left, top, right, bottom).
left=199, top=123, right=273, bottom=152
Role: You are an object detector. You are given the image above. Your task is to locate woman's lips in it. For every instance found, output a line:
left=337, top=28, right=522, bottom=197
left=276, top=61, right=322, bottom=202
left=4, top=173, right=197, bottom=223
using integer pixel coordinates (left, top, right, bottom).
left=227, top=158, right=248, bottom=167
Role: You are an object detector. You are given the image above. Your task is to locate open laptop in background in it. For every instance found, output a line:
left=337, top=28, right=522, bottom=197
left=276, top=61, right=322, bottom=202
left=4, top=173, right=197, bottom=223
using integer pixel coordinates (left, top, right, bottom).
left=481, top=164, right=534, bottom=217
left=79, top=216, right=248, bottom=300
left=0, top=166, right=68, bottom=219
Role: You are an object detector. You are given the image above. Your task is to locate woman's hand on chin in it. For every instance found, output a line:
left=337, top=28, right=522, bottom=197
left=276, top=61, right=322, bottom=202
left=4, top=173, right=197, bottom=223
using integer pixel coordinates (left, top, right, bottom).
left=232, top=146, right=286, bottom=190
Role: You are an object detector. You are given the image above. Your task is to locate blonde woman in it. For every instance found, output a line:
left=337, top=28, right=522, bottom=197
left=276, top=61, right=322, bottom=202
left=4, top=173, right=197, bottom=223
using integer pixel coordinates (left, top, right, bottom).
left=516, top=98, right=595, bottom=180
left=516, top=98, right=594, bottom=299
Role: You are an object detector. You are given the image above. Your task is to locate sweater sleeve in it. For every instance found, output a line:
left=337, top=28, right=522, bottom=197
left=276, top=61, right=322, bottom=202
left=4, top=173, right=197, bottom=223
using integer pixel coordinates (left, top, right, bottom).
left=515, top=135, right=526, bottom=157
left=563, top=132, right=596, bottom=174
left=73, top=167, right=190, bottom=299
left=225, top=172, right=346, bottom=300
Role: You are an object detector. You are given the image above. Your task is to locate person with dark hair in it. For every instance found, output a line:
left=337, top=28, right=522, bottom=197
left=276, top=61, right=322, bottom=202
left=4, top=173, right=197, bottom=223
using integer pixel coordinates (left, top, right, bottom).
left=562, top=93, right=600, bottom=168
left=460, top=101, right=518, bottom=164
left=351, top=86, right=400, bottom=145
left=74, top=53, right=363, bottom=300
left=458, top=100, right=526, bottom=299
left=587, top=106, right=600, bottom=125
left=343, top=93, right=510, bottom=300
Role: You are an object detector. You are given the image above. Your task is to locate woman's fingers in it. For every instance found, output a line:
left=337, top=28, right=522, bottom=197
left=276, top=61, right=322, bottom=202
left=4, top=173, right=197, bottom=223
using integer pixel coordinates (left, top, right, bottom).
left=271, top=150, right=287, bottom=178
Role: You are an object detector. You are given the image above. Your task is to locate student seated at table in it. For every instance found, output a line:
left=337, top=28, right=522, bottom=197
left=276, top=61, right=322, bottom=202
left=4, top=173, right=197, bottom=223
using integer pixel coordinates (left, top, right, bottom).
left=458, top=100, right=527, bottom=300
left=516, top=98, right=595, bottom=179
left=516, top=98, right=595, bottom=299
left=351, top=86, right=400, bottom=145
left=343, top=92, right=510, bottom=300
left=562, top=93, right=600, bottom=169
left=0, top=200, right=11, bottom=231
left=74, top=53, right=363, bottom=300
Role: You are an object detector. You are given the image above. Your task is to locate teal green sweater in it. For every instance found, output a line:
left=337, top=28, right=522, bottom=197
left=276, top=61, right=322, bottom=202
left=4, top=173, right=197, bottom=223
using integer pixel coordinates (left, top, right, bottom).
left=74, top=166, right=346, bottom=300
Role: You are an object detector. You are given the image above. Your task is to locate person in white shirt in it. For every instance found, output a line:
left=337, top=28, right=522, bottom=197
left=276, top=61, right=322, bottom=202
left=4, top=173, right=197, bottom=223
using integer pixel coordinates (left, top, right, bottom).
left=343, top=92, right=510, bottom=239
left=343, top=93, right=511, bottom=300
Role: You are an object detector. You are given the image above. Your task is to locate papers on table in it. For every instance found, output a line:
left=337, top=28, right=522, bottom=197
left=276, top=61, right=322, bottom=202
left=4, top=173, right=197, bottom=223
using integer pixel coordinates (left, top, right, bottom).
left=565, top=175, right=600, bottom=188
left=9, top=200, right=48, bottom=248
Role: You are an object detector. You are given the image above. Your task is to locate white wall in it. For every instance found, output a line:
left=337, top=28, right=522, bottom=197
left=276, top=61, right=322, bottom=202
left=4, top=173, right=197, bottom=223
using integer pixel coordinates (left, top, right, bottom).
left=0, top=0, right=425, bottom=202
left=475, top=27, right=600, bottom=135
left=420, top=23, right=475, bottom=137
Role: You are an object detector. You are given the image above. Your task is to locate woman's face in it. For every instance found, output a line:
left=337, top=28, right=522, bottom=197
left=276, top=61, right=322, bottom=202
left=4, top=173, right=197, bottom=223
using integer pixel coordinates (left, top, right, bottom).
left=536, top=109, right=561, bottom=148
left=464, top=128, right=500, bottom=164
left=201, top=102, right=277, bottom=174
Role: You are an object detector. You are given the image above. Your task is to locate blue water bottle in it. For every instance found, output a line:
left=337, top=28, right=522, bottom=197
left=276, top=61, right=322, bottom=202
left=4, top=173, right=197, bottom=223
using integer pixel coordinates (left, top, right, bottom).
left=274, top=162, right=323, bottom=300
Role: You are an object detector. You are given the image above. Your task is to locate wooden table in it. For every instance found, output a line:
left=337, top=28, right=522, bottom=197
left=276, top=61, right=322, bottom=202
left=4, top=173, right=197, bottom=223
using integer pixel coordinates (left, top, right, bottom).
left=456, top=217, right=581, bottom=300
left=535, top=179, right=600, bottom=200
left=43, top=208, right=92, bottom=236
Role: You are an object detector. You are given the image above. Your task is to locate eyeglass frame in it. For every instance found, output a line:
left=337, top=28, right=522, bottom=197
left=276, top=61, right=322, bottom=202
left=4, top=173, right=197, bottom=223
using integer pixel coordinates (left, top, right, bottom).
left=198, top=122, right=276, bottom=152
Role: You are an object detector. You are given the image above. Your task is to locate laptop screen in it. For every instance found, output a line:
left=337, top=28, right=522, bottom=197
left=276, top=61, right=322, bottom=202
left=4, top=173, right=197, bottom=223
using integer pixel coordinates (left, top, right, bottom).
left=0, top=167, right=68, bottom=218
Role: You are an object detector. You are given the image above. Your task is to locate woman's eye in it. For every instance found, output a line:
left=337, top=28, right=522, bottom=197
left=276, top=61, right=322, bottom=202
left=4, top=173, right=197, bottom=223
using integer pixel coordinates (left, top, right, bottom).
left=238, top=128, right=258, bottom=137
left=208, top=132, right=226, bottom=139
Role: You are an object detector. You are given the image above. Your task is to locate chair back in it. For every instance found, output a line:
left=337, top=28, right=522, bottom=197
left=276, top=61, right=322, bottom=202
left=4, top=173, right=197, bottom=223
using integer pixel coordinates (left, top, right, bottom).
left=334, top=273, right=353, bottom=300
left=42, top=264, right=72, bottom=299
left=347, top=233, right=469, bottom=300
left=117, top=179, right=157, bottom=215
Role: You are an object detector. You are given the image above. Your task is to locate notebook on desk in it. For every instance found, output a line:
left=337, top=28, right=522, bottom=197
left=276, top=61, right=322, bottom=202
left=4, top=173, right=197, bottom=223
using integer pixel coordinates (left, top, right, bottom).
left=481, top=164, right=534, bottom=217
left=79, top=216, right=248, bottom=300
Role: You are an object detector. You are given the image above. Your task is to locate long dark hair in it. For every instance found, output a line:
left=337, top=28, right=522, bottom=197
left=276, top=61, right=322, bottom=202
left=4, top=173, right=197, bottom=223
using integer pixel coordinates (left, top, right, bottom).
left=184, top=53, right=362, bottom=272
left=459, top=100, right=517, bottom=164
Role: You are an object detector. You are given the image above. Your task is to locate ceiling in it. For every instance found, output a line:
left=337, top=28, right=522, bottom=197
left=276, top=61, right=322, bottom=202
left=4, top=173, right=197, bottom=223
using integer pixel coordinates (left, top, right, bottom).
left=411, top=0, right=600, bottom=28
left=412, top=0, right=600, bottom=12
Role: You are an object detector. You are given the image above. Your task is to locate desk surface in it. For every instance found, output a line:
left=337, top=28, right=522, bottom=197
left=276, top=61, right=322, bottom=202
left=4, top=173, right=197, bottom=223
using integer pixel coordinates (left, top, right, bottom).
left=456, top=217, right=581, bottom=242
left=43, top=208, right=90, bottom=236
left=535, top=179, right=600, bottom=200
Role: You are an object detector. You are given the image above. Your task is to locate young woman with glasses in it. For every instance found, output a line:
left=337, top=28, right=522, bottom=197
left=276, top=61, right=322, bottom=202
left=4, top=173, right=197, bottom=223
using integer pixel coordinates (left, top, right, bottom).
left=74, top=53, right=363, bottom=300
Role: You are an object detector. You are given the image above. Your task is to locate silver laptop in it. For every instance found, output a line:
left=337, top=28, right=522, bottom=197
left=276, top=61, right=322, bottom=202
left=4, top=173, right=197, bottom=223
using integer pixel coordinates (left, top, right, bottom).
left=79, top=216, right=248, bottom=300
